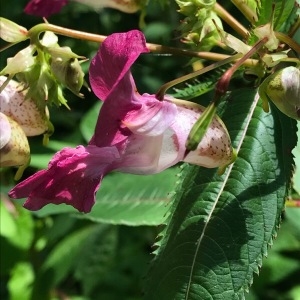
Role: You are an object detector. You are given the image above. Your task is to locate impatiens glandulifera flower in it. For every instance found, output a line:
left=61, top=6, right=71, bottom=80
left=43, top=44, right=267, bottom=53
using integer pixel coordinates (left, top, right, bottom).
left=24, top=0, right=141, bottom=17
left=24, top=0, right=68, bottom=18
left=0, top=76, right=53, bottom=178
left=0, top=113, right=30, bottom=179
left=259, top=66, right=300, bottom=120
left=0, top=76, right=50, bottom=136
left=9, top=30, right=233, bottom=213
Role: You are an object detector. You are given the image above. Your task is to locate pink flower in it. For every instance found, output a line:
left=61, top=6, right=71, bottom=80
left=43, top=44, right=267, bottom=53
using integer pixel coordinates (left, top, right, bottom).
left=9, top=30, right=233, bottom=213
left=24, top=0, right=68, bottom=18
left=24, top=0, right=140, bottom=17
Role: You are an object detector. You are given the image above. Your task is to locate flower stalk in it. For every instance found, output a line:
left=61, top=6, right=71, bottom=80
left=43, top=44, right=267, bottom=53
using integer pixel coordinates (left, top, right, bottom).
left=214, top=3, right=249, bottom=39
left=24, top=22, right=257, bottom=62
left=155, top=53, right=243, bottom=100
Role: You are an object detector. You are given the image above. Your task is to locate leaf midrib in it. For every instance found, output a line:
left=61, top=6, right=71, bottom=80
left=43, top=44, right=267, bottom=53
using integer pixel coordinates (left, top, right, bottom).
left=184, top=94, right=260, bottom=299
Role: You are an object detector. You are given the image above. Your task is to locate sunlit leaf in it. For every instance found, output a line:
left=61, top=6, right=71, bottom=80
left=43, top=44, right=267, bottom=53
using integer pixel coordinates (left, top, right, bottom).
left=257, top=0, right=295, bottom=30
left=8, top=262, right=34, bottom=300
left=144, top=88, right=297, bottom=299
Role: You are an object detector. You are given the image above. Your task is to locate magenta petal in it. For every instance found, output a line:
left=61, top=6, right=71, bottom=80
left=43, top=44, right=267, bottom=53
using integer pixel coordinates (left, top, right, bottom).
left=24, top=0, right=68, bottom=17
left=9, top=145, right=120, bottom=213
left=123, top=94, right=177, bottom=136
left=89, top=30, right=148, bottom=102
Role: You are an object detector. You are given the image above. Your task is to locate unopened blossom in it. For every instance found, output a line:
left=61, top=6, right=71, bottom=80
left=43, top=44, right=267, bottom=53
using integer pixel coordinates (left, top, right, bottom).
left=0, top=76, right=52, bottom=178
left=9, top=30, right=233, bottom=213
left=24, top=0, right=141, bottom=17
left=0, top=76, right=49, bottom=136
left=259, top=66, right=300, bottom=120
left=0, top=113, right=30, bottom=168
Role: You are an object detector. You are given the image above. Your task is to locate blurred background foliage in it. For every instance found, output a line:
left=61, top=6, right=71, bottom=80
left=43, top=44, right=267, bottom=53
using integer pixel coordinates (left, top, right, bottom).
left=0, top=0, right=299, bottom=299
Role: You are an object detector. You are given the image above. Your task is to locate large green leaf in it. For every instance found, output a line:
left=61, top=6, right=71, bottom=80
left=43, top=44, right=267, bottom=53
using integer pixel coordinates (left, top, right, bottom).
left=144, top=88, right=296, bottom=299
left=78, top=168, right=178, bottom=226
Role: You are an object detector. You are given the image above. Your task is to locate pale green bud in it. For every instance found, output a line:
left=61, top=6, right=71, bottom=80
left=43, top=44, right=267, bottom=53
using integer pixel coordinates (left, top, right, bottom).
left=259, top=66, right=300, bottom=120
left=0, top=45, right=36, bottom=77
left=48, top=46, right=85, bottom=96
left=0, top=18, right=28, bottom=43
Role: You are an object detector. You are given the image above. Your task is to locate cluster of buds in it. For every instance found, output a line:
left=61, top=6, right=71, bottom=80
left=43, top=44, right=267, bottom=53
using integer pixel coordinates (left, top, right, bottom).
left=0, top=76, right=52, bottom=179
left=175, top=0, right=223, bottom=51
left=0, top=18, right=86, bottom=111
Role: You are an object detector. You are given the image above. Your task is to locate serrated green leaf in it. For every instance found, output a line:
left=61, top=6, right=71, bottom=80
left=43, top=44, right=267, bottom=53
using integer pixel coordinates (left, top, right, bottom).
left=170, top=68, right=226, bottom=100
left=144, top=88, right=297, bottom=300
left=292, top=121, right=300, bottom=194
left=78, top=168, right=178, bottom=226
left=257, top=0, right=295, bottom=30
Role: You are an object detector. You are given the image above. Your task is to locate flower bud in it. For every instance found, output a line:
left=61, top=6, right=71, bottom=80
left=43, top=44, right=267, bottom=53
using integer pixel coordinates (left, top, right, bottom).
left=0, top=112, right=30, bottom=168
left=0, top=76, right=50, bottom=136
left=176, top=1, right=222, bottom=51
left=0, top=46, right=36, bottom=77
left=259, top=66, right=300, bottom=120
left=48, top=46, right=85, bottom=96
left=0, top=18, right=28, bottom=43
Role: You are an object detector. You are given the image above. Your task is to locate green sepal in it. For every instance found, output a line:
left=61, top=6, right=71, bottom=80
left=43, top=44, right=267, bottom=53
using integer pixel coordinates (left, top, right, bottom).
left=186, top=101, right=217, bottom=151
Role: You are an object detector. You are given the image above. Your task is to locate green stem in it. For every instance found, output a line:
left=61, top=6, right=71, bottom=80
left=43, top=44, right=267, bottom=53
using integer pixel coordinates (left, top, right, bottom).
left=288, top=18, right=300, bottom=37
left=156, top=53, right=245, bottom=100
left=0, top=42, right=18, bottom=53
left=27, top=22, right=256, bottom=62
left=215, top=3, right=249, bottom=39
left=275, top=31, right=300, bottom=54
left=230, top=0, right=258, bottom=24
left=214, top=37, right=268, bottom=103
